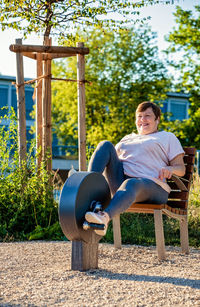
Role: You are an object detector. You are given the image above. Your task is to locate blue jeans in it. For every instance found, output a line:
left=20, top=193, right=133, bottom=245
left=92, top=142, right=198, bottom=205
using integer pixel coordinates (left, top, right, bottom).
left=88, top=141, right=168, bottom=219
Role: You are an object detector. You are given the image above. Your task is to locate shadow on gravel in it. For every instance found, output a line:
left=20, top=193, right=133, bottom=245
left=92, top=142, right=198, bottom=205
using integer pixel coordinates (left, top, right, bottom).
left=86, top=270, right=200, bottom=289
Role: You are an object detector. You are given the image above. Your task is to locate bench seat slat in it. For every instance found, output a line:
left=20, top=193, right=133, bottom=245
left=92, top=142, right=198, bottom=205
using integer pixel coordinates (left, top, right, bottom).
left=183, top=147, right=197, bottom=155
left=126, top=203, right=188, bottom=215
left=167, top=200, right=188, bottom=209
left=168, top=191, right=189, bottom=199
left=183, top=155, right=196, bottom=164
left=185, top=164, right=194, bottom=173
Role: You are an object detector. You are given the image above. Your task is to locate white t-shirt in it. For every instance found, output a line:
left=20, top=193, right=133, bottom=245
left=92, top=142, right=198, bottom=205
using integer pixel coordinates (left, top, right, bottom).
left=115, top=131, right=185, bottom=193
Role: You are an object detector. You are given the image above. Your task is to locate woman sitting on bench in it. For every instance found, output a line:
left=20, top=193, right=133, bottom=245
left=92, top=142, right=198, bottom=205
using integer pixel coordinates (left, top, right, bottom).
left=85, top=101, right=185, bottom=236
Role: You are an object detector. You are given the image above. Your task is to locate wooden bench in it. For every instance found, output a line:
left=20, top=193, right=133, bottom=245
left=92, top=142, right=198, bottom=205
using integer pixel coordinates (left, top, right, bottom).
left=112, top=147, right=196, bottom=260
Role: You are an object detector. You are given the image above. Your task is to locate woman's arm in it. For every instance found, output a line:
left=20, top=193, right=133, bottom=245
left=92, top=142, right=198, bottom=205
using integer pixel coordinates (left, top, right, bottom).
left=158, top=154, right=185, bottom=181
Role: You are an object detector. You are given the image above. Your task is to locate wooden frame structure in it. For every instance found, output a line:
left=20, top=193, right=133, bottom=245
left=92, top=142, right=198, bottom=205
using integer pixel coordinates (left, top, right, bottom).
left=10, top=38, right=89, bottom=171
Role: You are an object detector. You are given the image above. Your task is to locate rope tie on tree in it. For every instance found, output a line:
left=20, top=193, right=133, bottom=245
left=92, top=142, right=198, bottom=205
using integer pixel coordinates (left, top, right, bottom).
left=12, top=74, right=91, bottom=100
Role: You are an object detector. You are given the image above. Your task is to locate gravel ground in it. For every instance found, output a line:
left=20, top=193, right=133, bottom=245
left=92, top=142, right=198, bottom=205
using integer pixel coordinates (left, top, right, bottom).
left=0, top=241, right=199, bottom=307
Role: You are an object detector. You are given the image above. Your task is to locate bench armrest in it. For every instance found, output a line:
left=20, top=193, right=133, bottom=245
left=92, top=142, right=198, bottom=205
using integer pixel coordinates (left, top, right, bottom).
left=171, top=174, right=188, bottom=192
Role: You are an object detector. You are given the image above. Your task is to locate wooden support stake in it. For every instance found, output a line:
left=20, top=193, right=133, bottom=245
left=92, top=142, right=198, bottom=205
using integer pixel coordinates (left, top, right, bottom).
left=15, top=38, right=27, bottom=165
left=36, top=53, right=43, bottom=168
left=42, top=37, right=52, bottom=171
left=42, top=60, right=47, bottom=161
left=77, top=42, right=86, bottom=171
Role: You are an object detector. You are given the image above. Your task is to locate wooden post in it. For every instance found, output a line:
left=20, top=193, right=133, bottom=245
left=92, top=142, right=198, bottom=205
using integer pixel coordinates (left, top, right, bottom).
left=77, top=42, right=86, bottom=171
left=36, top=53, right=43, bottom=168
left=113, top=215, right=122, bottom=249
left=154, top=210, right=166, bottom=260
left=71, top=239, right=99, bottom=270
left=42, top=37, right=52, bottom=171
left=180, top=216, right=189, bottom=254
left=15, top=38, right=27, bottom=165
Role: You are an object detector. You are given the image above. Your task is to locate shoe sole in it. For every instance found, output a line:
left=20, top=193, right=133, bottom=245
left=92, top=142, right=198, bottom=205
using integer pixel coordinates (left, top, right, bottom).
left=85, top=212, right=104, bottom=224
left=85, top=212, right=107, bottom=236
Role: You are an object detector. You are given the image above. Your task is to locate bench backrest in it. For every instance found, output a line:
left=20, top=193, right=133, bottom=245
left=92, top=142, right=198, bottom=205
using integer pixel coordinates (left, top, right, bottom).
left=167, top=147, right=196, bottom=210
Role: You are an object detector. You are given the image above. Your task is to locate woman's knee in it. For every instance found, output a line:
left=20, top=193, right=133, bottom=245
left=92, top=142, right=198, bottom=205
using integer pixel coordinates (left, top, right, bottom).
left=96, top=140, right=115, bottom=152
left=120, top=178, right=141, bottom=191
left=113, top=178, right=139, bottom=205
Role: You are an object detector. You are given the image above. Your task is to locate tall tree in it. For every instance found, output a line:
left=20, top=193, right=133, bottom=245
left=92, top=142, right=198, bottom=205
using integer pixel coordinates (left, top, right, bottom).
left=0, top=0, right=177, bottom=41
left=163, top=5, right=200, bottom=148
left=51, top=26, right=170, bottom=155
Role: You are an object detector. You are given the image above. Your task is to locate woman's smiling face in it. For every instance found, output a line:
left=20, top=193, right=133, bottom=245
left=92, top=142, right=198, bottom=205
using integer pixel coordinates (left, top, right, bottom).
left=136, top=107, right=160, bottom=135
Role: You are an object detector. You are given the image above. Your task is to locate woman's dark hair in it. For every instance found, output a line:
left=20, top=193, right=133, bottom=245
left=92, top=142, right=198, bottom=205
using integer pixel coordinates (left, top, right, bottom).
left=136, top=101, right=161, bottom=120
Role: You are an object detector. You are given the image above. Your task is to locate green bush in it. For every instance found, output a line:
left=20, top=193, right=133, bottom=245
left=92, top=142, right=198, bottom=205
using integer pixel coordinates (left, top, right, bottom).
left=187, top=172, right=200, bottom=247
left=0, top=109, right=63, bottom=241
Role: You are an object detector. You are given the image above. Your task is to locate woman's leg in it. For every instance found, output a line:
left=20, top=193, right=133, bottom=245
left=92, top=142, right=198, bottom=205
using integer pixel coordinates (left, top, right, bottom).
left=104, top=178, right=169, bottom=219
left=85, top=177, right=168, bottom=235
left=88, top=140, right=125, bottom=196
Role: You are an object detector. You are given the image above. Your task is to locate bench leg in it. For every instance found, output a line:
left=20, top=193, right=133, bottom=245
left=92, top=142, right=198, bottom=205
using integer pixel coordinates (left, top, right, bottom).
left=113, top=215, right=122, bottom=249
left=180, top=216, right=189, bottom=254
left=71, top=239, right=99, bottom=270
left=154, top=210, right=166, bottom=260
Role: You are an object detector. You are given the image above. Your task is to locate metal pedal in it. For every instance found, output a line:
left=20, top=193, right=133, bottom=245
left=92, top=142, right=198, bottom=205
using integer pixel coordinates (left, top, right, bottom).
left=83, top=221, right=105, bottom=231
left=90, top=200, right=103, bottom=213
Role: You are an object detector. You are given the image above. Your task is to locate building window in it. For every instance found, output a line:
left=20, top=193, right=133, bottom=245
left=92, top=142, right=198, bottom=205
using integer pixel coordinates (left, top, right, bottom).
left=0, top=86, right=8, bottom=116
left=25, top=89, right=35, bottom=120
left=170, top=102, right=187, bottom=121
left=11, top=86, right=34, bottom=120
left=161, top=97, right=189, bottom=121
left=11, top=87, right=17, bottom=115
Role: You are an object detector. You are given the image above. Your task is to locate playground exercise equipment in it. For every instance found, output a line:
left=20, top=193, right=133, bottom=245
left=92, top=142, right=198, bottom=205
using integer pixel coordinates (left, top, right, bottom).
left=59, top=171, right=111, bottom=270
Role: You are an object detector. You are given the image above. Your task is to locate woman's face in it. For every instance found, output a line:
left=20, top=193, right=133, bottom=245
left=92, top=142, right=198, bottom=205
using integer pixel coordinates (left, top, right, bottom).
left=136, top=107, right=159, bottom=135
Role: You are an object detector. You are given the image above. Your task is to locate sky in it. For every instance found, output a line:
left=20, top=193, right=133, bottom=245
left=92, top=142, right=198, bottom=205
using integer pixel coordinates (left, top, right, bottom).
left=0, top=0, right=199, bottom=79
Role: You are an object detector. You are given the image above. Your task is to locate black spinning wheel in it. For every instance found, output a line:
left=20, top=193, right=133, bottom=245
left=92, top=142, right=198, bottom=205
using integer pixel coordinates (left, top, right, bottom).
left=58, top=171, right=111, bottom=243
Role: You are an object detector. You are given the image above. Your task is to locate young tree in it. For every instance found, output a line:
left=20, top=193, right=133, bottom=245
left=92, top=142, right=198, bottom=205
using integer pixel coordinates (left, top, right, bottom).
left=51, top=26, right=170, bottom=154
left=163, top=5, right=200, bottom=148
left=0, top=0, right=177, bottom=41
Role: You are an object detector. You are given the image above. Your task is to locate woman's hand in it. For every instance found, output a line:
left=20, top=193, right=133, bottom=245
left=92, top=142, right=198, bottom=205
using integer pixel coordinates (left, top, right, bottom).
left=158, top=167, right=173, bottom=181
left=158, top=154, right=185, bottom=181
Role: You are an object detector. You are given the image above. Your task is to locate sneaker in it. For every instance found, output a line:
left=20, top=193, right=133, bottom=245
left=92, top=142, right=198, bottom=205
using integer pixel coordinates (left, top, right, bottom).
left=85, top=211, right=110, bottom=236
